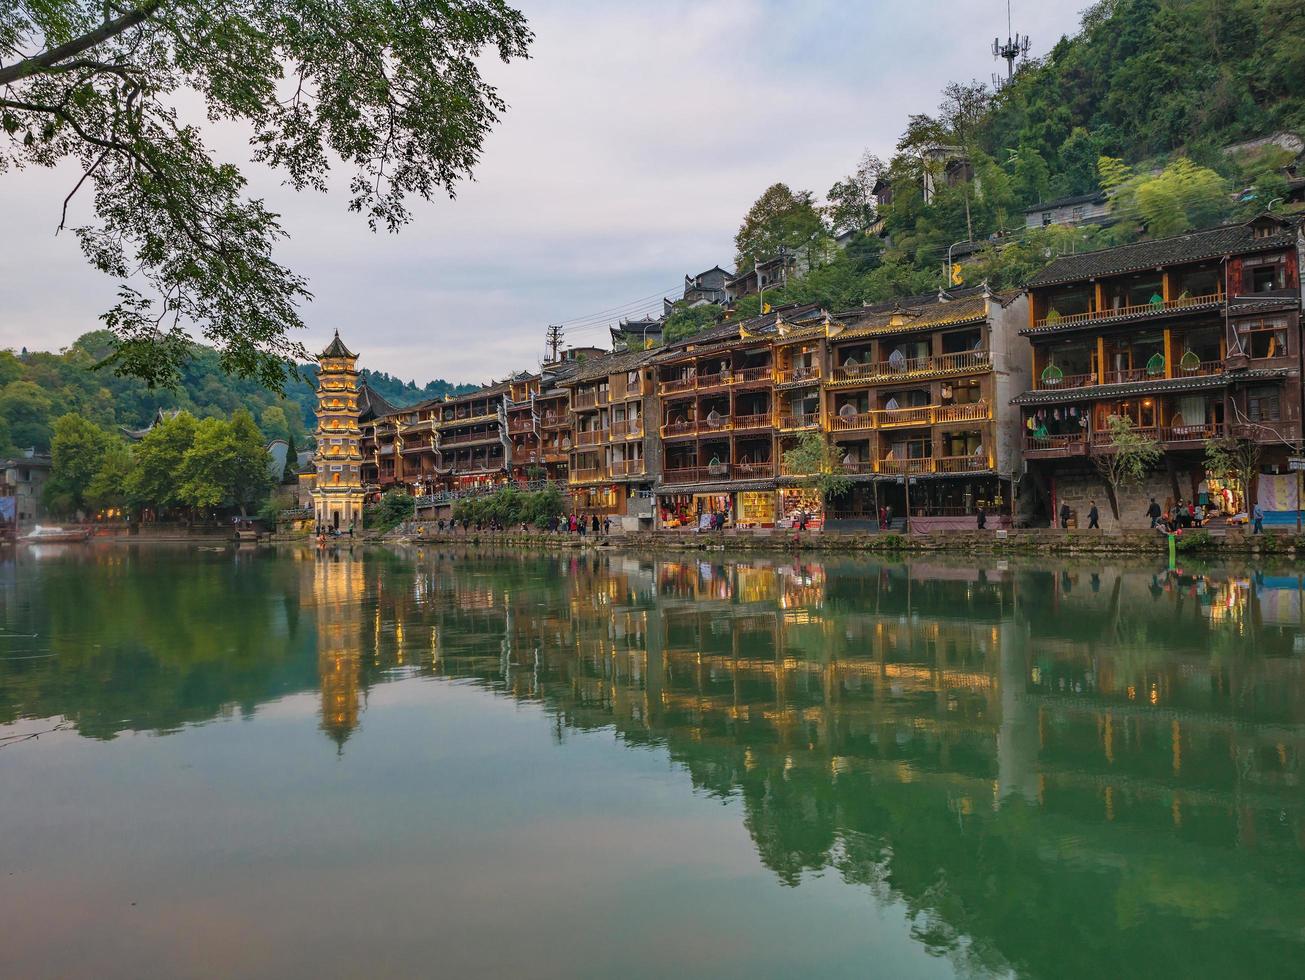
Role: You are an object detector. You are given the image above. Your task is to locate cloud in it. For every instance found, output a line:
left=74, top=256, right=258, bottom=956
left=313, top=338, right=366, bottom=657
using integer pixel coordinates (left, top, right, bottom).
left=0, top=0, right=1085, bottom=382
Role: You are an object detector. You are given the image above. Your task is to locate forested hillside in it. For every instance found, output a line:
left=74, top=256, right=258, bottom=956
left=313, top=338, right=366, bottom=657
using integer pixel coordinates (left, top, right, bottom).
left=655, top=0, right=1305, bottom=342
left=0, top=332, right=476, bottom=454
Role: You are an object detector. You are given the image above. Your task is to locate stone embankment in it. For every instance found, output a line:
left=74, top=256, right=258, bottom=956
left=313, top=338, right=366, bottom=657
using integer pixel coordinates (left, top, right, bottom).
left=383, top=525, right=1304, bottom=559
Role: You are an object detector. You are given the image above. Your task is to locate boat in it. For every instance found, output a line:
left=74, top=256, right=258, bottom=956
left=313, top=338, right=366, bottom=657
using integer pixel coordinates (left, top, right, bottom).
left=20, top=525, right=93, bottom=544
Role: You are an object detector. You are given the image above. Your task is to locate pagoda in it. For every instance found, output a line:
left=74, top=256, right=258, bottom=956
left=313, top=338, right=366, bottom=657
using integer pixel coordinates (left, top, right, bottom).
left=311, top=332, right=365, bottom=530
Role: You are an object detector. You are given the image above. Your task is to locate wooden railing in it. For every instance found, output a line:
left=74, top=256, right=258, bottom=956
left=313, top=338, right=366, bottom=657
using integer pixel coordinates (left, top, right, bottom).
left=539, top=414, right=569, bottom=428
left=575, top=429, right=604, bottom=447
left=568, top=467, right=605, bottom=484
left=731, top=413, right=772, bottom=431
left=830, top=350, right=992, bottom=384
left=877, top=457, right=935, bottom=475
left=1024, top=423, right=1225, bottom=455
left=830, top=411, right=875, bottom=432
left=506, top=418, right=535, bottom=434
left=696, top=372, right=729, bottom=390
left=441, top=429, right=501, bottom=446
left=661, top=419, right=698, bottom=438
left=608, top=459, right=646, bottom=477
left=663, top=464, right=731, bottom=484
left=659, top=376, right=696, bottom=395
left=609, top=419, right=644, bottom=439
left=777, top=412, right=821, bottom=430
left=732, top=460, right=775, bottom=478
left=438, top=410, right=498, bottom=427
left=1033, top=291, right=1222, bottom=329
left=876, top=401, right=989, bottom=427
left=776, top=365, right=821, bottom=385
left=735, top=365, right=774, bottom=385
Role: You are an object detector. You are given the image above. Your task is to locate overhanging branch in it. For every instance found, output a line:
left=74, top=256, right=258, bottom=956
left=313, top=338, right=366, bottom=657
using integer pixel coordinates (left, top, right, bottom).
left=0, top=2, right=161, bottom=86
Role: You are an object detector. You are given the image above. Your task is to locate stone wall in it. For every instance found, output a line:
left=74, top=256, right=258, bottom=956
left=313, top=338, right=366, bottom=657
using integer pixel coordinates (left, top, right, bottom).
left=1034, top=461, right=1208, bottom=530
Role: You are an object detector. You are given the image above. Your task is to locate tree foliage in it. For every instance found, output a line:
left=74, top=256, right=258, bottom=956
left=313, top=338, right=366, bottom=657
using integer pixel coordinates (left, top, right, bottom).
left=44, top=412, right=110, bottom=514
left=662, top=303, right=723, bottom=345
left=781, top=432, right=853, bottom=503
left=734, top=183, right=827, bottom=271
left=1091, top=415, right=1162, bottom=518
left=0, top=0, right=532, bottom=389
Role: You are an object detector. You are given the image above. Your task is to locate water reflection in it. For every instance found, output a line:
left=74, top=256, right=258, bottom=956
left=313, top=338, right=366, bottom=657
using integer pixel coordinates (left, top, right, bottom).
left=3, top=547, right=1305, bottom=976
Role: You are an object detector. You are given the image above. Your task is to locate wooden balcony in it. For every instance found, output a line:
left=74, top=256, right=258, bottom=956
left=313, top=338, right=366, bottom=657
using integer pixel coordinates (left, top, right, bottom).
left=1032, top=292, right=1223, bottom=330
left=1037, top=359, right=1224, bottom=391
left=830, top=411, right=875, bottom=432
left=777, top=412, right=821, bottom=431
left=1025, top=422, right=1226, bottom=458
left=731, top=413, right=772, bottom=432
left=440, top=429, right=501, bottom=447
left=575, top=429, right=604, bottom=447
left=875, top=455, right=993, bottom=476
left=572, top=391, right=604, bottom=410
left=609, top=419, right=644, bottom=440
left=506, top=417, right=535, bottom=434
left=539, top=414, right=570, bottom=429
left=876, top=402, right=989, bottom=428
left=659, top=376, right=697, bottom=396
left=830, top=350, right=992, bottom=385
left=437, top=410, right=498, bottom=428
left=775, top=365, right=821, bottom=386
left=734, top=365, right=775, bottom=387
left=733, top=460, right=775, bottom=478
left=608, top=459, right=646, bottom=478
left=661, top=419, right=699, bottom=439
left=662, top=464, right=731, bottom=484
left=696, top=372, right=730, bottom=391
left=568, top=467, right=606, bottom=485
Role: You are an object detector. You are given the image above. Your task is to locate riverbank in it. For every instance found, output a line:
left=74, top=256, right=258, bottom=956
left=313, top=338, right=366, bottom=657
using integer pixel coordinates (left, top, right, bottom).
left=374, top=525, right=1305, bottom=559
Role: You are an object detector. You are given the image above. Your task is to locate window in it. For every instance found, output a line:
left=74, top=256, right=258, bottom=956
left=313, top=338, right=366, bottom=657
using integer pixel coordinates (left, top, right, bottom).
left=1071, top=206, right=1084, bottom=222
left=1242, top=254, right=1287, bottom=293
left=1238, top=316, right=1289, bottom=358
left=1041, top=212, right=1052, bottom=226
left=1247, top=388, right=1281, bottom=422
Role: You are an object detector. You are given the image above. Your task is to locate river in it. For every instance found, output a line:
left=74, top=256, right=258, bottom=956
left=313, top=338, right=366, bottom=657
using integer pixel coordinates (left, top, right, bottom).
left=1, top=544, right=1302, bottom=978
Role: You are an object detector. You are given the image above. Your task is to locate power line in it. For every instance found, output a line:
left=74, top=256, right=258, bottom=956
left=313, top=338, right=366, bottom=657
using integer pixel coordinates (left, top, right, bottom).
left=554, top=284, right=682, bottom=326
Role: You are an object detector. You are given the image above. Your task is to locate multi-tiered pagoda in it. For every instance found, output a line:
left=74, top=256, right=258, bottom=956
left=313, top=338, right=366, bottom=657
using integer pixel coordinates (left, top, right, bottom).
left=311, top=332, right=365, bottom=531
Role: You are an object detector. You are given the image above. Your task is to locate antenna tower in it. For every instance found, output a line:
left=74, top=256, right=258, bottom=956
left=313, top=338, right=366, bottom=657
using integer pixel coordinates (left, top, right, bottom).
left=991, top=0, right=1031, bottom=89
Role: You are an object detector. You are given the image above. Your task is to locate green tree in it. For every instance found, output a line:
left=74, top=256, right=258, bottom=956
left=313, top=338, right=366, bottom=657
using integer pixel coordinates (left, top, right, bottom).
left=44, top=413, right=109, bottom=515
left=1, top=0, right=532, bottom=389
left=227, top=410, right=276, bottom=516
left=86, top=439, right=135, bottom=514
left=0, top=379, right=58, bottom=449
left=781, top=432, right=853, bottom=505
left=370, top=490, right=416, bottom=532
left=1091, top=415, right=1162, bottom=519
left=127, top=410, right=198, bottom=513
left=826, top=152, right=884, bottom=234
left=734, top=183, right=827, bottom=270
left=662, top=303, right=723, bottom=344
left=178, top=418, right=236, bottom=512
left=260, top=405, right=291, bottom=443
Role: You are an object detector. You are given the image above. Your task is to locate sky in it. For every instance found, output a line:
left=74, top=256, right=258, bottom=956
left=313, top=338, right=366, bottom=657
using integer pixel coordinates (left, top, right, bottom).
left=0, top=0, right=1086, bottom=387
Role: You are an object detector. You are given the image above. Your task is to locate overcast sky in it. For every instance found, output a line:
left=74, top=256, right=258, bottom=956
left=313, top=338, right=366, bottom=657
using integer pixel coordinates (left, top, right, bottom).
left=0, top=0, right=1085, bottom=387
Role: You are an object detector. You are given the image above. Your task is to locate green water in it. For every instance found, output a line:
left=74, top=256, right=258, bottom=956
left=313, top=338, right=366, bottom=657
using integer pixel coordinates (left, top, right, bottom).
left=1, top=545, right=1303, bottom=979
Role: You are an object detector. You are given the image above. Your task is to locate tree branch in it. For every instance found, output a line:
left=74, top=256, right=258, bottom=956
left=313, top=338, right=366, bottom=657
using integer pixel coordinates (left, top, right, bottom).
left=0, top=1, right=161, bottom=86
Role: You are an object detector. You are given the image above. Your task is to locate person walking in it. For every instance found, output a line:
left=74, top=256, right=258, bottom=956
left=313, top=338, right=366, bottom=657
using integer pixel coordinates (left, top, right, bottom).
left=1059, top=501, right=1071, bottom=530
left=603, top=516, right=611, bottom=536
left=1253, top=501, right=1264, bottom=535
left=1146, top=498, right=1161, bottom=528
left=1087, top=499, right=1100, bottom=529
left=591, top=513, right=600, bottom=536
left=976, top=506, right=987, bottom=530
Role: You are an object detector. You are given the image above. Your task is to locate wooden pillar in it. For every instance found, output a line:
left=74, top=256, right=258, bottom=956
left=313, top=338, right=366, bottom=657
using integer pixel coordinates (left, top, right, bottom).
left=1093, top=281, right=1104, bottom=314
left=1162, top=271, right=1172, bottom=303
left=1097, top=336, right=1107, bottom=382
left=1163, top=328, right=1174, bottom=379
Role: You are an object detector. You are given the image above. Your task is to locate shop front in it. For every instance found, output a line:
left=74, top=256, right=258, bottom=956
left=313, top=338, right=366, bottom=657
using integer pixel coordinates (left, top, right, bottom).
left=658, top=490, right=734, bottom=530
left=573, top=484, right=622, bottom=516
left=778, top=487, right=822, bottom=529
left=736, top=490, right=778, bottom=528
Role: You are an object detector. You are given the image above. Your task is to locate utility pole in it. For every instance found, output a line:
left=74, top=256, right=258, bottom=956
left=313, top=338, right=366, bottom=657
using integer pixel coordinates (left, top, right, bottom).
left=545, top=324, right=564, bottom=363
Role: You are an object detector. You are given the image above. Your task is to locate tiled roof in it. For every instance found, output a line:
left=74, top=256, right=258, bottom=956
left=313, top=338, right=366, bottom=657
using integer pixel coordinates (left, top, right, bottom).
left=1026, top=217, right=1300, bottom=288
left=319, top=331, right=355, bottom=359
left=357, top=384, right=397, bottom=422
left=1009, top=367, right=1290, bottom=406
left=563, top=347, right=659, bottom=384
left=1024, top=191, right=1108, bottom=213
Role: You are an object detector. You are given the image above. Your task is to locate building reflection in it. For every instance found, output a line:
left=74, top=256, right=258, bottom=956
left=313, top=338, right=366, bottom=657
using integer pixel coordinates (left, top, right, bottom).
left=305, top=549, right=367, bottom=747
left=352, top=550, right=1305, bottom=974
